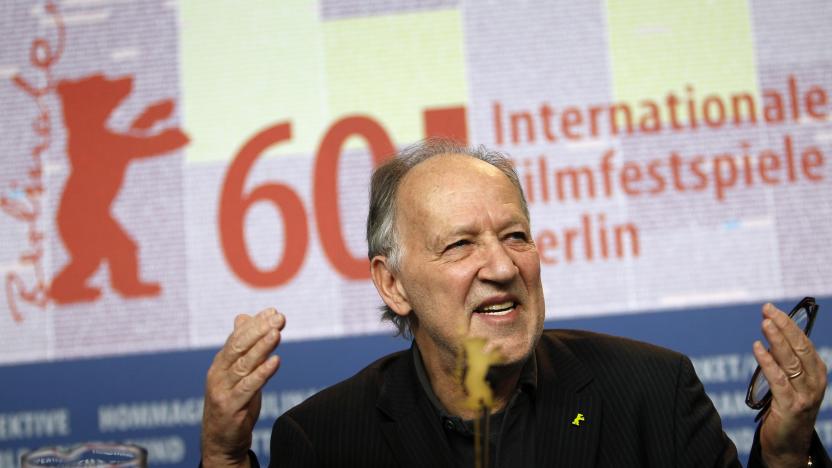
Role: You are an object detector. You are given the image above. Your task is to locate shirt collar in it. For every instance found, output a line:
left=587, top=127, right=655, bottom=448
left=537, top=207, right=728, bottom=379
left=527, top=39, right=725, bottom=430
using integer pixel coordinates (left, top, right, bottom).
left=411, top=341, right=538, bottom=422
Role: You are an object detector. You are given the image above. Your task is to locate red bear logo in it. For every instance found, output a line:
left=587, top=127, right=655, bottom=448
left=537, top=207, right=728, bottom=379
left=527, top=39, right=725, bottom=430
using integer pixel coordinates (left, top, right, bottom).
left=49, top=73, right=188, bottom=304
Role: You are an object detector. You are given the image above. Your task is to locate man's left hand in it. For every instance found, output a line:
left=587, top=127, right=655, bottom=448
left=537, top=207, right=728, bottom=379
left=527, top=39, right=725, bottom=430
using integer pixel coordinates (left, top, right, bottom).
left=753, top=303, right=828, bottom=467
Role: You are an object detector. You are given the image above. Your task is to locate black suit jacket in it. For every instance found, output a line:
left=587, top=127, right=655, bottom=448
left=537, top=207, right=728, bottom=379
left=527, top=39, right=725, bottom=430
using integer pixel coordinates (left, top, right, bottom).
left=262, top=330, right=826, bottom=467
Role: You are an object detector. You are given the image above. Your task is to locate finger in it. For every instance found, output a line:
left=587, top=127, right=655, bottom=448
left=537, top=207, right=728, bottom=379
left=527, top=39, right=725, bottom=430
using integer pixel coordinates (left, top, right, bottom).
left=762, top=304, right=823, bottom=387
left=218, top=310, right=271, bottom=368
left=234, top=313, right=251, bottom=329
left=230, top=355, right=281, bottom=408
left=216, top=308, right=284, bottom=370
left=761, top=317, right=807, bottom=391
left=753, top=340, right=795, bottom=408
left=208, top=313, right=251, bottom=371
left=228, top=325, right=283, bottom=388
left=763, top=304, right=827, bottom=392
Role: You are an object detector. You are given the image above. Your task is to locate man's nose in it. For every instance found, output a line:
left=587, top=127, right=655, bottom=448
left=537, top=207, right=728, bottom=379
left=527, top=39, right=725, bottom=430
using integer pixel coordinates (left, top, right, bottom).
left=477, top=238, right=518, bottom=283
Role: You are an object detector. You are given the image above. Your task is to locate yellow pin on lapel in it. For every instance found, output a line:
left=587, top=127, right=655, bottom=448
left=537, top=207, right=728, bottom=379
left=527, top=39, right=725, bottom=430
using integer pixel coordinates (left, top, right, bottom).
left=572, top=413, right=585, bottom=426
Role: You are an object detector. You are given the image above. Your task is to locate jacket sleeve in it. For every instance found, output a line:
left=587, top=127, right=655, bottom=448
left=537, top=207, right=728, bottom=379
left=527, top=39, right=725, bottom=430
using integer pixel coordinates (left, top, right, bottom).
left=746, top=423, right=831, bottom=468
left=198, top=450, right=260, bottom=468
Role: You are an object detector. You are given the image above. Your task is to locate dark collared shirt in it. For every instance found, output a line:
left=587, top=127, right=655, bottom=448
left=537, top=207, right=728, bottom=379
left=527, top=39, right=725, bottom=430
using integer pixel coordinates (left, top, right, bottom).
left=413, top=345, right=537, bottom=468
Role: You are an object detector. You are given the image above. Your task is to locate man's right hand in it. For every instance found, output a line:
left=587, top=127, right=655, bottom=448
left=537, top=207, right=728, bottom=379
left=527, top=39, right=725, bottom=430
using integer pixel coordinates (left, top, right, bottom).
left=201, top=308, right=286, bottom=467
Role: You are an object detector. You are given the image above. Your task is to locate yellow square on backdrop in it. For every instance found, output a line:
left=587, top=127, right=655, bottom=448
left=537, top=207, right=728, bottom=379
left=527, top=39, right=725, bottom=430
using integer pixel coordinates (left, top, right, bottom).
left=322, top=8, right=467, bottom=148
left=606, top=0, right=758, bottom=124
left=181, top=0, right=327, bottom=162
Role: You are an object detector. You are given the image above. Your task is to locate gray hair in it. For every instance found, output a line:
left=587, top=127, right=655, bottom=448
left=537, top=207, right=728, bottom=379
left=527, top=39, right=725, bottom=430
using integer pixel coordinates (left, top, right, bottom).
left=366, top=138, right=529, bottom=338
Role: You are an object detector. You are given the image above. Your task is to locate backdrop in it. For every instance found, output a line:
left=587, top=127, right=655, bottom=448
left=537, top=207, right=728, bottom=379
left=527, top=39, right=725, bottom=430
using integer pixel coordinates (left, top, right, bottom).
left=1, top=0, right=831, bottom=466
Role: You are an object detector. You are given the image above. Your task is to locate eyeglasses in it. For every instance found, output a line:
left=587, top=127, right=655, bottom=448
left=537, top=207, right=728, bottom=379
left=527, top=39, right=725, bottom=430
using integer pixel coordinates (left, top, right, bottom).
left=745, top=297, right=819, bottom=418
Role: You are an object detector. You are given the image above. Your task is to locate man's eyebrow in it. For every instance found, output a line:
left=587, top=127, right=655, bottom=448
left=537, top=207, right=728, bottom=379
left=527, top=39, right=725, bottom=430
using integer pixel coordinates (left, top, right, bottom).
left=430, top=217, right=529, bottom=245
left=429, top=226, right=475, bottom=246
left=498, top=213, right=531, bottom=230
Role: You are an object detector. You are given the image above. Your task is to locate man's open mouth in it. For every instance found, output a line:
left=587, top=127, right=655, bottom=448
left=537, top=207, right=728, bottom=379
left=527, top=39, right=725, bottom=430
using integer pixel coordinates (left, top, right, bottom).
left=474, top=301, right=517, bottom=316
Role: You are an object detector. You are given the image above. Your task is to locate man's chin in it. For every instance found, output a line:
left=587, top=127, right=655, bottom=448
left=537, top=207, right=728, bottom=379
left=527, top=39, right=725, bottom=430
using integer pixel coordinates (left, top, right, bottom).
left=483, top=337, right=535, bottom=366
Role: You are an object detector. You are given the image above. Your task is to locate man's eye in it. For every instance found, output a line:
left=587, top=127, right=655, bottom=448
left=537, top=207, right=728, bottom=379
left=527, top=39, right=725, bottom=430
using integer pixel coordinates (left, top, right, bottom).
left=446, top=239, right=470, bottom=251
left=507, top=231, right=528, bottom=241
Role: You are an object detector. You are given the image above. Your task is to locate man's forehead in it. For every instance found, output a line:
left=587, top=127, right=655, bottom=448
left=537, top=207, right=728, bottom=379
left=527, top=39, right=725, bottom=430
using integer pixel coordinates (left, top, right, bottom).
left=400, top=153, right=503, bottom=193
left=396, top=153, right=524, bottom=225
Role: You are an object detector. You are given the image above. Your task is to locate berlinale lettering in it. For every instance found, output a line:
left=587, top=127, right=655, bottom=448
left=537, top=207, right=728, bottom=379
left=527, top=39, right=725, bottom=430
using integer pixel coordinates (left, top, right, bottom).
left=493, top=75, right=829, bottom=145
left=513, top=135, right=824, bottom=204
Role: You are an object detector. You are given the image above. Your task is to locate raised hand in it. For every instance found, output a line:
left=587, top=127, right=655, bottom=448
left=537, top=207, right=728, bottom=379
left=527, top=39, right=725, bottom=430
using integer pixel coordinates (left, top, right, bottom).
left=201, top=308, right=286, bottom=467
left=753, top=303, right=827, bottom=467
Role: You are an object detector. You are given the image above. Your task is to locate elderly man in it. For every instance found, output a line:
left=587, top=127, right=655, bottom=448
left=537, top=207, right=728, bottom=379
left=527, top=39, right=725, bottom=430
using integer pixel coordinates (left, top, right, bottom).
left=201, top=139, right=828, bottom=467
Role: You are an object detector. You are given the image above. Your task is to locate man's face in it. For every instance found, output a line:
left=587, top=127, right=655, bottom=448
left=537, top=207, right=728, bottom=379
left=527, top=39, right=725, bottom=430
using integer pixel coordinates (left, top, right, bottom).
left=392, top=154, right=545, bottom=369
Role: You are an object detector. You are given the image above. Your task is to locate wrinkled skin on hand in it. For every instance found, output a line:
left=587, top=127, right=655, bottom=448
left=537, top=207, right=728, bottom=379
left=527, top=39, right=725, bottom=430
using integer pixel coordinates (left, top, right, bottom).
left=754, top=303, right=827, bottom=468
left=201, top=308, right=285, bottom=468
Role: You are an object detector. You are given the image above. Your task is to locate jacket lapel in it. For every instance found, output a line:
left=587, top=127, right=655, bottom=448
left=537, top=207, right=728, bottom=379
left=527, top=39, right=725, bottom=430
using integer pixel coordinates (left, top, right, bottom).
left=535, top=334, right=603, bottom=468
left=376, top=347, right=455, bottom=468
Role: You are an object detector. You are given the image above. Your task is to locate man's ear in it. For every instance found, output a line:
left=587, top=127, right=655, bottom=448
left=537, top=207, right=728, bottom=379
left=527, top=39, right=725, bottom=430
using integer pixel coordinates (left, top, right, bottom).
left=370, top=255, right=411, bottom=317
